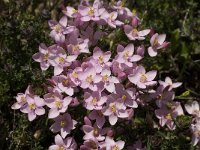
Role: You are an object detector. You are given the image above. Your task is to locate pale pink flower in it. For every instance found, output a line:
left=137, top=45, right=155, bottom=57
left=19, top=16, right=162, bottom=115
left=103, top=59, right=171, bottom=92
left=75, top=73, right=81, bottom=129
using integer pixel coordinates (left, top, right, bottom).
left=124, top=25, right=150, bottom=40
left=148, top=33, right=169, bottom=57
left=159, top=77, right=182, bottom=91
left=49, top=134, right=77, bottom=150
left=20, top=95, right=45, bottom=121
left=185, top=101, right=200, bottom=117
left=50, top=113, right=77, bottom=138
left=128, top=66, right=157, bottom=89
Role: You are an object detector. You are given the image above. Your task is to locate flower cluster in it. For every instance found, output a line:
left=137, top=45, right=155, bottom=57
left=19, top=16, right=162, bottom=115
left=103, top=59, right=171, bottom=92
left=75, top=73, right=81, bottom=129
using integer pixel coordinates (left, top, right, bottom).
left=12, top=0, right=191, bottom=149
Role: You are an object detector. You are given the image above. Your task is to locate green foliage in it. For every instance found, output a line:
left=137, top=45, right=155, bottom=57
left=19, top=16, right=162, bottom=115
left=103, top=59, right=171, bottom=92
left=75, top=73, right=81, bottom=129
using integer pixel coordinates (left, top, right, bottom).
left=0, top=0, right=199, bottom=149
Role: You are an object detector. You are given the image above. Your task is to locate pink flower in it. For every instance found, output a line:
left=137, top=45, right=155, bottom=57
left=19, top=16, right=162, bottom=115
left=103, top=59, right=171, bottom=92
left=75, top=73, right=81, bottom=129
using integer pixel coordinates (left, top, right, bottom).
left=115, top=44, right=142, bottom=68
left=89, top=110, right=106, bottom=128
left=101, top=11, right=124, bottom=28
left=191, top=119, right=200, bottom=146
left=78, top=0, right=105, bottom=22
left=51, top=75, right=75, bottom=96
left=48, top=16, right=75, bottom=43
left=49, top=134, right=77, bottom=150
left=77, top=66, right=102, bottom=91
left=84, top=91, right=107, bottom=110
left=32, top=44, right=56, bottom=71
left=101, top=136, right=125, bottom=150
left=148, top=33, right=169, bottom=57
left=100, top=68, right=119, bottom=93
left=103, top=96, right=129, bottom=125
left=12, top=86, right=33, bottom=110
left=124, top=25, right=150, bottom=40
left=50, top=113, right=77, bottom=138
left=185, top=101, right=200, bottom=117
left=20, top=95, right=45, bottom=121
left=128, top=66, right=157, bottom=89
left=63, top=6, right=78, bottom=18
left=44, top=91, right=72, bottom=118
left=159, top=77, right=182, bottom=91
left=114, top=83, right=138, bottom=108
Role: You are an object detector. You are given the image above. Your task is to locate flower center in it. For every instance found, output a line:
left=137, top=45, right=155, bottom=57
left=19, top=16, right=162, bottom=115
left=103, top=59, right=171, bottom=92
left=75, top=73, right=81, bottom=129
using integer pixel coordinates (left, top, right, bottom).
left=132, top=9, right=137, bottom=16
left=55, top=100, right=62, bottom=108
left=59, top=57, right=65, bottom=64
left=72, top=9, right=77, bottom=13
left=62, top=79, right=69, bottom=86
left=73, top=71, right=77, bottom=78
left=44, top=53, right=49, bottom=61
left=122, top=95, right=127, bottom=101
left=91, top=97, right=97, bottom=105
left=102, top=75, right=109, bottom=81
left=165, top=113, right=172, bottom=120
left=111, top=104, right=117, bottom=113
left=123, top=51, right=129, bottom=60
left=93, top=128, right=99, bottom=137
left=140, top=74, right=147, bottom=83
left=112, top=145, right=120, bottom=150
left=88, top=7, right=94, bottom=16
left=60, top=121, right=66, bottom=128
left=55, top=24, right=62, bottom=33
left=98, top=55, right=104, bottom=64
left=153, top=38, right=159, bottom=46
left=87, top=75, right=93, bottom=83
left=58, top=146, right=65, bottom=150
left=20, top=96, right=26, bottom=102
left=132, top=28, right=138, bottom=34
left=29, top=103, right=36, bottom=109
left=97, top=110, right=103, bottom=117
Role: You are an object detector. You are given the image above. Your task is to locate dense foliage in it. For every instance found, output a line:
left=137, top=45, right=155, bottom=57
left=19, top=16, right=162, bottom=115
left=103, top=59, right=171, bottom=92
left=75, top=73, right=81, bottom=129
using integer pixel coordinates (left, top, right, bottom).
left=0, top=0, right=200, bottom=149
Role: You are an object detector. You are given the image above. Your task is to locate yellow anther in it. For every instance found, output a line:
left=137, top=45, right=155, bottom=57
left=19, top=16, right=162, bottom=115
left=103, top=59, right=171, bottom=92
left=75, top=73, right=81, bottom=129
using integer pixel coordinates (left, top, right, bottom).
left=102, top=75, right=109, bottom=81
left=153, top=38, right=159, bottom=46
left=44, top=53, right=49, bottom=61
left=20, top=96, right=26, bottom=101
left=29, top=103, right=36, bottom=109
left=123, top=51, right=129, bottom=59
left=55, top=100, right=61, bottom=108
left=58, top=146, right=65, bottom=150
left=140, top=74, right=147, bottom=83
left=62, top=79, right=69, bottom=86
left=165, top=113, right=172, bottom=120
left=112, top=145, right=120, bottom=150
left=59, top=57, right=65, bottom=64
left=93, top=128, right=99, bottom=136
left=111, top=104, right=117, bottom=113
left=55, top=24, right=62, bottom=33
left=98, top=55, right=104, bottom=64
left=92, top=97, right=97, bottom=105
left=87, top=75, right=93, bottom=83
left=132, top=28, right=138, bottom=33
left=60, top=121, right=66, bottom=128
left=88, top=7, right=94, bottom=16
left=72, top=9, right=77, bottom=13
left=122, top=95, right=127, bottom=101
left=73, top=71, right=77, bottom=78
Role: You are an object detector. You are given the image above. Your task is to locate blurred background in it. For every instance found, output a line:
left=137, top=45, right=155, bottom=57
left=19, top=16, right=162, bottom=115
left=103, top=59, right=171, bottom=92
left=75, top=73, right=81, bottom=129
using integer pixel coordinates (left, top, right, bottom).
left=0, top=0, right=199, bottom=149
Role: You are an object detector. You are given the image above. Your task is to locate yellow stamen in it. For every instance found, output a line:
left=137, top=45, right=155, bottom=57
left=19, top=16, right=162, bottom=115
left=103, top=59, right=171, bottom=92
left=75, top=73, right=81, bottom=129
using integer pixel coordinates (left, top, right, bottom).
left=60, top=121, right=66, bottom=128
left=102, top=75, right=109, bottom=81
left=59, top=57, right=65, bottom=64
left=98, top=56, right=104, bottom=64
left=93, top=128, right=99, bottom=136
left=123, top=51, right=129, bottom=59
left=20, top=96, right=26, bottom=101
left=132, top=9, right=137, bottom=16
left=73, top=71, right=77, bottom=78
left=132, top=28, right=138, bottom=33
left=73, top=45, right=80, bottom=52
left=55, top=101, right=61, bottom=108
left=29, top=103, right=36, bottom=109
left=44, top=53, right=49, bottom=61
left=55, top=25, right=62, bottom=33
left=122, top=95, right=127, bottom=101
left=72, top=9, right=77, bottom=13
left=91, top=97, right=97, bottom=105
left=88, top=7, right=94, bottom=16
left=112, top=145, right=120, bottom=150
left=58, top=146, right=65, bottom=150
left=87, top=75, right=93, bottom=83
left=140, top=74, right=147, bottom=83
left=165, top=113, right=172, bottom=120
left=62, top=79, right=69, bottom=86
left=111, top=104, right=117, bottom=113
